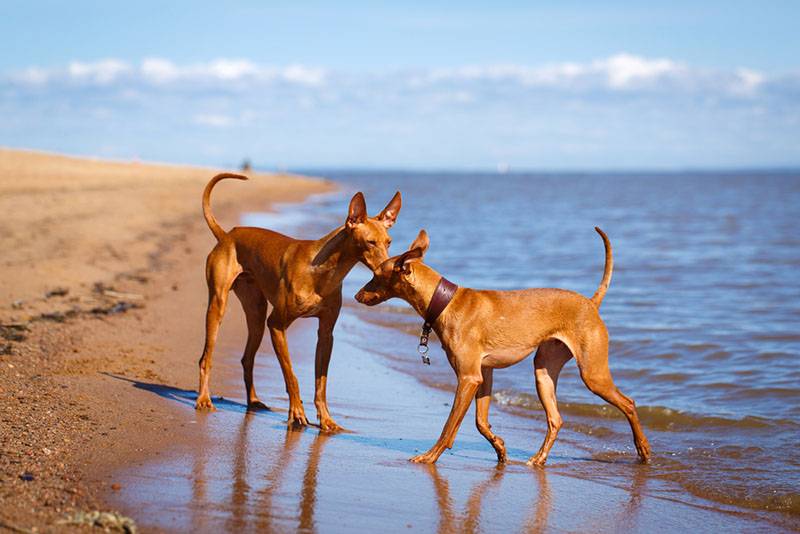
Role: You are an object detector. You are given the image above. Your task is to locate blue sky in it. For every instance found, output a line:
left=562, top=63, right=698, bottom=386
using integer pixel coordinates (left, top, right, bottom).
left=2, top=1, right=799, bottom=170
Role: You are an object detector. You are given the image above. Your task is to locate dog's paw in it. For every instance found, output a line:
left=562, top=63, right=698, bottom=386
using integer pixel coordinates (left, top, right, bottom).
left=319, top=417, right=345, bottom=433
left=247, top=400, right=271, bottom=412
left=287, top=406, right=309, bottom=428
left=526, top=453, right=547, bottom=467
left=195, top=396, right=216, bottom=411
left=493, top=436, right=507, bottom=463
left=496, top=448, right=508, bottom=464
left=409, top=452, right=439, bottom=464
left=636, top=439, right=652, bottom=463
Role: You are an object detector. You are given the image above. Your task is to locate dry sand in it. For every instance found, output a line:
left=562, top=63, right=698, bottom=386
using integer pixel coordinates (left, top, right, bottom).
left=0, top=149, right=794, bottom=533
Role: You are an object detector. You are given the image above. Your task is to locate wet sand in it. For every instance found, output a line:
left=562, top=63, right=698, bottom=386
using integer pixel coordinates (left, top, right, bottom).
left=1, top=149, right=796, bottom=532
left=102, top=301, right=795, bottom=532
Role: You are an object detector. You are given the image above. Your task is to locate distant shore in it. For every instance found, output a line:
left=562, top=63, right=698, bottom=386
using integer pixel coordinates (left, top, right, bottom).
left=0, top=148, right=333, bottom=530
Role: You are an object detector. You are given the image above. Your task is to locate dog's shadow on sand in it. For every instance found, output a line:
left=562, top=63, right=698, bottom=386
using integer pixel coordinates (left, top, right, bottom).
left=101, top=373, right=636, bottom=467
left=101, top=372, right=285, bottom=420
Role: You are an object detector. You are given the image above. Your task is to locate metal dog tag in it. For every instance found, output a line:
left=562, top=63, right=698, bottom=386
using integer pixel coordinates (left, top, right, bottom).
left=418, top=322, right=432, bottom=365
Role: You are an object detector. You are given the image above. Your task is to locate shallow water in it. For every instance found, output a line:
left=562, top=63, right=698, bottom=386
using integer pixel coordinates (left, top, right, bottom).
left=109, top=311, right=795, bottom=533
left=244, top=170, right=800, bottom=518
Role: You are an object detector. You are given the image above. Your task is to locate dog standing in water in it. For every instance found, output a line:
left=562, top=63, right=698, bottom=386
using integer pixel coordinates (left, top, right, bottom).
left=197, top=173, right=401, bottom=432
left=355, top=228, right=650, bottom=464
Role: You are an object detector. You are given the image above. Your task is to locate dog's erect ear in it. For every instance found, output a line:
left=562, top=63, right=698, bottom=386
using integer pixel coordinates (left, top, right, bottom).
left=376, top=191, right=402, bottom=228
left=346, top=192, right=367, bottom=228
left=394, top=230, right=429, bottom=273
left=408, top=229, right=429, bottom=256
left=393, top=248, right=423, bottom=273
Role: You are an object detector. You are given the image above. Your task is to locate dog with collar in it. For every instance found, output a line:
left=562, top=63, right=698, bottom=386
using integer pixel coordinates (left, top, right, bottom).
left=355, top=228, right=650, bottom=465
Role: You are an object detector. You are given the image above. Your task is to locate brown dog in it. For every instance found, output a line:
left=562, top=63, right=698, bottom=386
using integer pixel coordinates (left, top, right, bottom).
left=355, top=228, right=650, bottom=465
left=197, top=173, right=400, bottom=432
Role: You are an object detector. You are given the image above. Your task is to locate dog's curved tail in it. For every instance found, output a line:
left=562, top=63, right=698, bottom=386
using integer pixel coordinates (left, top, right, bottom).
left=591, top=227, right=613, bottom=307
left=202, top=173, right=248, bottom=241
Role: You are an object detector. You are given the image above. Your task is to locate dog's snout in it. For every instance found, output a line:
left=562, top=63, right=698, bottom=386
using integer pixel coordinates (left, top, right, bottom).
left=355, top=288, right=380, bottom=306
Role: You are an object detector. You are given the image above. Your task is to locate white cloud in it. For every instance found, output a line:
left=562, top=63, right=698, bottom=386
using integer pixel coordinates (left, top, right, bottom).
left=3, top=57, right=330, bottom=89
left=282, top=64, right=326, bottom=86
left=3, top=54, right=780, bottom=99
left=596, top=53, right=682, bottom=89
left=10, top=67, right=50, bottom=85
left=193, top=113, right=234, bottom=127
left=732, top=68, right=764, bottom=96
left=413, top=54, right=687, bottom=91
left=67, top=59, right=131, bottom=84
left=141, top=58, right=179, bottom=84
left=203, top=59, right=258, bottom=80
left=138, top=58, right=326, bottom=86
left=143, top=58, right=261, bottom=84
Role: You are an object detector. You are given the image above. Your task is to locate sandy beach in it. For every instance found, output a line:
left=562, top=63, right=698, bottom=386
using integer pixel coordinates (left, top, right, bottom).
left=0, top=148, right=331, bottom=530
left=1, top=149, right=796, bottom=533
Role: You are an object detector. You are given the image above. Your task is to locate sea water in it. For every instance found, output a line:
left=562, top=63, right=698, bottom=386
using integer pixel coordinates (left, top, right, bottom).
left=244, top=170, right=800, bottom=517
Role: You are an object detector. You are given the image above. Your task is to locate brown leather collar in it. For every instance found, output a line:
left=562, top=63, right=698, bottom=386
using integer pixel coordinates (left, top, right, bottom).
left=418, top=277, right=458, bottom=365
left=425, top=277, right=458, bottom=325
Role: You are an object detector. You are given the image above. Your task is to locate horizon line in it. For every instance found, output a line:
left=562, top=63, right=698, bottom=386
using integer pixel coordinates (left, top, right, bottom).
left=277, top=165, right=800, bottom=176
left=3, top=146, right=798, bottom=176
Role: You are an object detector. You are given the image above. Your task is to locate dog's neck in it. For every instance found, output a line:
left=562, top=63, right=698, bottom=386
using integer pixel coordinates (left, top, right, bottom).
left=401, top=264, right=450, bottom=320
left=311, top=226, right=363, bottom=283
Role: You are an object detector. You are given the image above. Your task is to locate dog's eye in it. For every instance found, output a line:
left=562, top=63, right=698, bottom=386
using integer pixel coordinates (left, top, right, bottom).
left=387, top=239, right=392, bottom=246
left=368, top=239, right=377, bottom=246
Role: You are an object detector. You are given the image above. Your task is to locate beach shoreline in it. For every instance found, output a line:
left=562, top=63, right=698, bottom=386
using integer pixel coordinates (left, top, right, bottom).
left=100, top=295, right=799, bottom=533
left=0, top=148, right=334, bottom=531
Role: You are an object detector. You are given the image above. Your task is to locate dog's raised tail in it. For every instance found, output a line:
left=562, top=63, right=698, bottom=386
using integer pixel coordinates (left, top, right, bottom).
left=591, top=227, right=613, bottom=307
left=203, top=173, right=248, bottom=241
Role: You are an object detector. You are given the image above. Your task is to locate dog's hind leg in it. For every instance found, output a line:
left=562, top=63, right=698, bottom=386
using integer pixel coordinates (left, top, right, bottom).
left=578, top=332, right=651, bottom=462
left=196, top=243, right=242, bottom=410
left=474, top=366, right=507, bottom=463
left=233, top=274, right=269, bottom=410
left=528, top=339, right=573, bottom=466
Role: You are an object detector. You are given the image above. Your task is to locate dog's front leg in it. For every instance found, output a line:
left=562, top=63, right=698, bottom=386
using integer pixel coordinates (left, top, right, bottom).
left=268, top=315, right=308, bottom=427
left=314, top=305, right=343, bottom=432
left=410, top=371, right=482, bottom=464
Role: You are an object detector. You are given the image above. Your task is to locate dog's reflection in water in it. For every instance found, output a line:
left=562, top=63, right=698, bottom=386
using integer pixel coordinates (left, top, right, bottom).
left=187, top=415, right=646, bottom=532
left=425, top=461, right=649, bottom=533
left=423, top=463, right=552, bottom=534
left=191, top=413, right=329, bottom=532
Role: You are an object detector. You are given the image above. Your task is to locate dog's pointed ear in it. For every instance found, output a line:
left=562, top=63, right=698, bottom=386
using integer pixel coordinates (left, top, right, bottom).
left=408, top=229, right=429, bottom=256
left=346, top=192, right=367, bottom=228
left=394, top=230, right=429, bottom=273
left=393, top=248, right=423, bottom=273
left=376, top=191, right=402, bottom=228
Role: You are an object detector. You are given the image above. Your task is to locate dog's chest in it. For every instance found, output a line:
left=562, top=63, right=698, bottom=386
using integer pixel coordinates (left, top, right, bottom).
left=290, top=291, right=325, bottom=317
left=482, top=347, right=536, bottom=368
